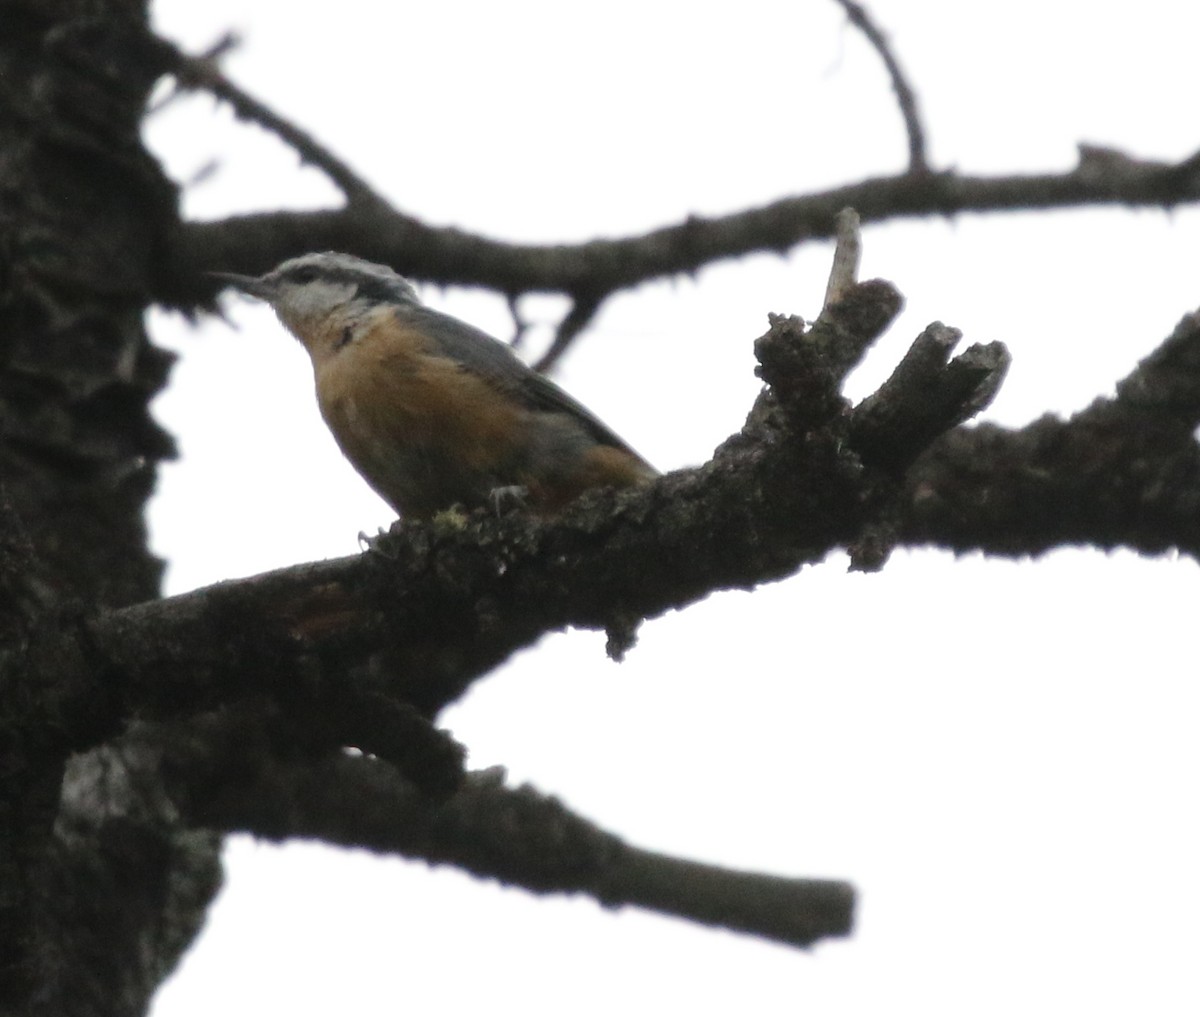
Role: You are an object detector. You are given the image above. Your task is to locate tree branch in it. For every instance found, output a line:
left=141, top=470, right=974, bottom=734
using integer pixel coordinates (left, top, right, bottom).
left=161, top=38, right=386, bottom=210
left=40, top=286, right=1200, bottom=760
left=902, top=310, right=1200, bottom=557
left=851, top=322, right=1012, bottom=471
left=161, top=719, right=853, bottom=950
left=832, top=0, right=929, bottom=173
left=533, top=293, right=605, bottom=374
left=157, top=39, right=1199, bottom=379
left=173, top=150, right=1200, bottom=312
left=157, top=51, right=1200, bottom=371
left=30, top=277, right=1200, bottom=946
left=16, top=280, right=923, bottom=753
left=77, top=291, right=1200, bottom=741
left=76, top=283, right=898, bottom=727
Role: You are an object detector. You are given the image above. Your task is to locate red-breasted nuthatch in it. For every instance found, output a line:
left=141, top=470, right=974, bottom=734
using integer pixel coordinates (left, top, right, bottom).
left=214, top=252, right=658, bottom=519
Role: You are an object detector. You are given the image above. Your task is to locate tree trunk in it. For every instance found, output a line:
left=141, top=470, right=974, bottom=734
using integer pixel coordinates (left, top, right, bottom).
left=0, top=2, right=220, bottom=1013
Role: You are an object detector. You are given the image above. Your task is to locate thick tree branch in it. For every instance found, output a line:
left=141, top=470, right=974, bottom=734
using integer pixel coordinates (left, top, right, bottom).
left=75, top=293, right=1200, bottom=742
left=21, top=265, right=1200, bottom=954
left=26, top=273, right=1200, bottom=951
left=33, top=286, right=1200, bottom=766
left=78, top=282, right=903, bottom=726
left=24, top=281, right=936, bottom=746
left=901, top=310, right=1200, bottom=557
left=161, top=721, right=853, bottom=950
left=0, top=279, right=903, bottom=948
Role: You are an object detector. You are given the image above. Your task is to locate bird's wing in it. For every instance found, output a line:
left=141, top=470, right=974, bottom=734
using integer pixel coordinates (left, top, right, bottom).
left=404, top=305, right=654, bottom=467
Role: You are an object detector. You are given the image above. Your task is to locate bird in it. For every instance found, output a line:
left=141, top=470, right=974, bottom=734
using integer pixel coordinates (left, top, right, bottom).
left=212, top=252, right=658, bottom=520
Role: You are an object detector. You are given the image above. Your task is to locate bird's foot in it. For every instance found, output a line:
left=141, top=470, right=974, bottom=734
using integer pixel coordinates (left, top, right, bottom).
left=488, top=484, right=529, bottom=517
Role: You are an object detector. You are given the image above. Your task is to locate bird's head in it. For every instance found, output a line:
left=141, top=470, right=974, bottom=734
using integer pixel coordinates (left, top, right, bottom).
left=213, top=252, right=420, bottom=342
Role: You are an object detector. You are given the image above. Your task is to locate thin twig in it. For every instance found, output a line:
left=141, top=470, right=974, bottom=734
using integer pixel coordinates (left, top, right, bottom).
left=832, top=0, right=929, bottom=173
left=506, top=292, right=530, bottom=350
left=822, top=207, right=862, bottom=309
left=147, top=33, right=241, bottom=116
left=534, top=294, right=604, bottom=373
left=164, top=39, right=386, bottom=209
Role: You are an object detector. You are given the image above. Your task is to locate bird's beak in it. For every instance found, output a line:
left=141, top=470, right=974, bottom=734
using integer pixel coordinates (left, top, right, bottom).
left=209, top=271, right=275, bottom=301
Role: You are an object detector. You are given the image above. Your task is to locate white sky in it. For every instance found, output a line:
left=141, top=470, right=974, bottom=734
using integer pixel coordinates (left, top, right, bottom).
left=143, top=2, right=1200, bottom=1014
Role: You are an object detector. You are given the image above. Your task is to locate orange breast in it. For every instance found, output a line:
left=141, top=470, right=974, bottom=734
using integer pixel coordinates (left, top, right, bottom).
left=314, top=316, right=530, bottom=517
left=308, top=308, right=656, bottom=519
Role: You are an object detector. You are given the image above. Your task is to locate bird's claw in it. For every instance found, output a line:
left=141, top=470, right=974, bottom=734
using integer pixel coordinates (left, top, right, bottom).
left=358, top=527, right=397, bottom=558
left=488, top=484, right=529, bottom=517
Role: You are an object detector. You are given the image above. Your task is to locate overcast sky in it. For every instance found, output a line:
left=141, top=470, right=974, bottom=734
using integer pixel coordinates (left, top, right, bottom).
left=143, top=3, right=1200, bottom=1014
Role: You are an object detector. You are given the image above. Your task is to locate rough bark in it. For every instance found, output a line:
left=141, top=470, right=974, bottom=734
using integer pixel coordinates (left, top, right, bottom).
left=0, top=4, right=220, bottom=1014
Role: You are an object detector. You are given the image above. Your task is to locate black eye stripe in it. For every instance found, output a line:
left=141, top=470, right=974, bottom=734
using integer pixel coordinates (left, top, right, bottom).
left=274, top=262, right=417, bottom=304
left=281, top=266, right=320, bottom=284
